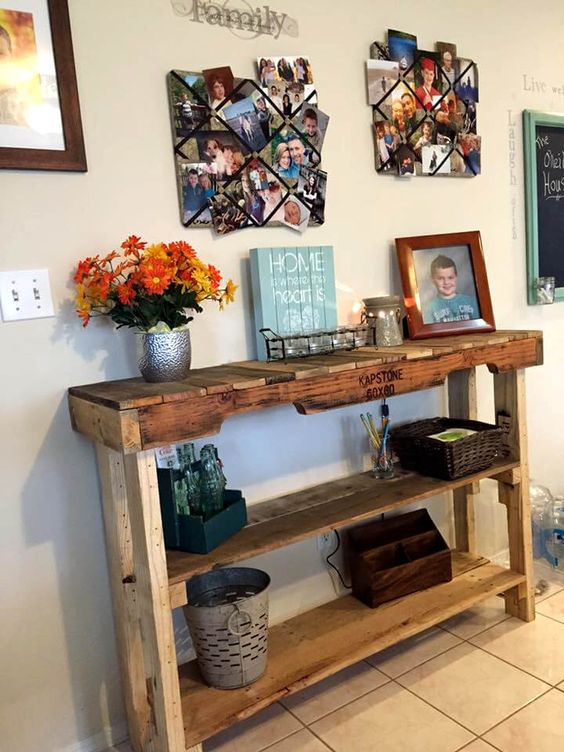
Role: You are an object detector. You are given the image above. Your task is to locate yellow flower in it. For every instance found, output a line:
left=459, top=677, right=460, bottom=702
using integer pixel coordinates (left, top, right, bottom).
left=192, top=268, right=213, bottom=295
left=224, top=279, right=237, bottom=304
left=144, top=243, right=169, bottom=261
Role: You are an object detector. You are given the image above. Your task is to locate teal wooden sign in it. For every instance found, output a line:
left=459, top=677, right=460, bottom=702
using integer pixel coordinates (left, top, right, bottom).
left=249, top=245, right=337, bottom=359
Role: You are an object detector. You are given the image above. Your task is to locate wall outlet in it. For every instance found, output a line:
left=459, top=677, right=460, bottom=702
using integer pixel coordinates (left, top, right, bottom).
left=316, top=531, right=333, bottom=552
left=0, top=269, right=55, bottom=321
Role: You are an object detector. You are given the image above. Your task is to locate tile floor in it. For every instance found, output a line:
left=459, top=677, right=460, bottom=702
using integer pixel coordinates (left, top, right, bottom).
left=106, top=566, right=564, bottom=752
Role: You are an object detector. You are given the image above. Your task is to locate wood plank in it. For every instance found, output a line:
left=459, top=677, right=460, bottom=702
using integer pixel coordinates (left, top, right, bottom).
left=357, top=345, right=435, bottom=359
left=68, top=377, right=206, bottom=410
left=178, top=558, right=525, bottom=747
left=289, top=354, right=360, bottom=372
left=494, top=370, right=535, bottom=622
left=96, top=446, right=155, bottom=752
left=448, top=368, right=478, bottom=555
left=328, top=350, right=397, bottom=367
left=68, top=395, right=142, bottom=453
left=166, top=459, right=519, bottom=589
left=230, top=359, right=330, bottom=380
left=123, top=450, right=186, bottom=751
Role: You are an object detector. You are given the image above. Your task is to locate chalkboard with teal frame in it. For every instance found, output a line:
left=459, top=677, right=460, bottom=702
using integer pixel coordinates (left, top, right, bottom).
left=523, top=110, right=564, bottom=304
left=249, top=246, right=337, bottom=360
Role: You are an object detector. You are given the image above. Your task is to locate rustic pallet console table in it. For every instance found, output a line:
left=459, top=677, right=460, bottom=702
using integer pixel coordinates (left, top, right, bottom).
left=68, top=329, right=543, bottom=752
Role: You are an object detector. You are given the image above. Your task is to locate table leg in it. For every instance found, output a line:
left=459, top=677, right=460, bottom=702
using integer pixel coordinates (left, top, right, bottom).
left=493, top=369, right=535, bottom=622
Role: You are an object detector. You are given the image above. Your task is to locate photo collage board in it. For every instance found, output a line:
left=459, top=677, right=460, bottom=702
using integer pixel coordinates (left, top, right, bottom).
left=167, top=57, right=329, bottom=235
left=368, top=30, right=481, bottom=177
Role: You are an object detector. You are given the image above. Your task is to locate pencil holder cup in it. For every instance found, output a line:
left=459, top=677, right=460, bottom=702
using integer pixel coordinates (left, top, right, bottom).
left=373, top=448, right=395, bottom=480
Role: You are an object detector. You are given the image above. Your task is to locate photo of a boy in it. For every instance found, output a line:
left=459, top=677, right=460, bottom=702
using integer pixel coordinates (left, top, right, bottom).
left=424, top=254, right=479, bottom=323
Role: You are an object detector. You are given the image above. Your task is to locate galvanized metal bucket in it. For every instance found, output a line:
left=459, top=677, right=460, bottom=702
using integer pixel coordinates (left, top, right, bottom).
left=183, top=567, right=270, bottom=689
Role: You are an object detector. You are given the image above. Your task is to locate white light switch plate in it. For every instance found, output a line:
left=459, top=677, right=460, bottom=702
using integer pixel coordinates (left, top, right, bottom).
left=0, top=269, right=55, bottom=321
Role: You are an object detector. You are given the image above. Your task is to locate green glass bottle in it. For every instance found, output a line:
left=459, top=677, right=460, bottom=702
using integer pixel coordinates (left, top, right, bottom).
left=176, top=443, right=202, bottom=516
left=199, top=445, right=224, bottom=518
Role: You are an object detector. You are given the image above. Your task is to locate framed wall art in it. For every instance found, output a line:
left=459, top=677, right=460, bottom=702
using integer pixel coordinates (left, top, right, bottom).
left=0, top=0, right=86, bottom=171
left=395, top=230, right=495, bottom=339
left=367, top=30, right=480, bottom=178
left=523, top=109, right=564, bottom=304
left=167, top=58, right=329, bottom=235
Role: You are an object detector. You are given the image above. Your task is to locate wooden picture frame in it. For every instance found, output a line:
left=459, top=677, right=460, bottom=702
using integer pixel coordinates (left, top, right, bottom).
left=395, top=230, right=495, bottom=339
left=0, top=0, right=86, bottom=171
left=523, top=110, right=564, bottom=303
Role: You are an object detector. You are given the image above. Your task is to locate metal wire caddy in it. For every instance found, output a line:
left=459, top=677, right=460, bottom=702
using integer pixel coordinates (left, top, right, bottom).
left=260, top=325, right=376, bottom=361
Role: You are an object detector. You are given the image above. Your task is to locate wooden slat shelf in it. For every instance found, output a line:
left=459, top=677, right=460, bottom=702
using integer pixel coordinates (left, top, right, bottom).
left=167, top=458, right=520, bottom=593
left=178, top=553, right=525, bottom=747
left=68, top=330, right=543, bottom=452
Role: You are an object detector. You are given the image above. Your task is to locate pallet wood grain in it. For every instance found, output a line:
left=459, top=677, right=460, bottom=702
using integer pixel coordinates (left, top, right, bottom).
left=71, top=333, right=542, bottom=451
left=178, top=557, right=525, bottom=747
left=166, top=459, right=519, bottom=590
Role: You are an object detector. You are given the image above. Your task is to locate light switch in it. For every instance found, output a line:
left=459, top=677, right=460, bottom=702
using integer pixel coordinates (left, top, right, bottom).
left=0, top=269, right=55, bottom=321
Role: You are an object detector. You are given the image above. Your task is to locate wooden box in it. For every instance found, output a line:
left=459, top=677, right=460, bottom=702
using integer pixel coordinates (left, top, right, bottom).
left=347, top=509, right=452, bottom=608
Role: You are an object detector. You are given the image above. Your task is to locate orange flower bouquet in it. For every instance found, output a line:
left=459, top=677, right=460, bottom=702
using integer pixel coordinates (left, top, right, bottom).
left=74, top=235, right=236, bottom=332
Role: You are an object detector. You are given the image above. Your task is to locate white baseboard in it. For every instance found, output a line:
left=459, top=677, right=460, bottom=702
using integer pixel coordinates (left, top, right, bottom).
left=490, top=548, right=509, bottom=566
left=61, top=721, right=128, bottom=752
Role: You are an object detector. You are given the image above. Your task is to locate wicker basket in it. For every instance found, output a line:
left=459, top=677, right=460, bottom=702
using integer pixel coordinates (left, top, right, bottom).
left=390, top=417, right=504, bottom=480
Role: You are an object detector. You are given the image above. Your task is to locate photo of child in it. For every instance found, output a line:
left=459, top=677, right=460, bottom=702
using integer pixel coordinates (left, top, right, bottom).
left=366, top=60, right=400, bottom=104
left=297, top=166, right=326, bottom=223
left=413, top=247, right=480, bottom=325
left=273, top=195, right=310, bottom=233
left=298, top=105, right=329, bottom=152
left=202, top=66, right=235, bottom=109
left=422, top=143, right=451, bottom=175
left=177, top=161, right=217, bottom=225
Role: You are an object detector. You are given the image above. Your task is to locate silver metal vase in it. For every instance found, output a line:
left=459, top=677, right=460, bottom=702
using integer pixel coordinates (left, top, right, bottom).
left=137, top=330, right=192, bottom=382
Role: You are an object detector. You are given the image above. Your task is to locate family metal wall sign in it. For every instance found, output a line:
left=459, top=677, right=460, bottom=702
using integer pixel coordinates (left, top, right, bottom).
left=171, top=1, right=298, bottom=39
left=368, top=29, right=481, bottom=178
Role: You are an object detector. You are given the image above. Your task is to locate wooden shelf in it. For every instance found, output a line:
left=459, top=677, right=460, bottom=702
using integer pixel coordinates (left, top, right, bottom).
left=68, top=331, right=541, bottom=752
left=167, top=458, right=520, bottom=603
left=68, top=330, right=543, bottom=452
left=178, top=553, right=525, bottom=747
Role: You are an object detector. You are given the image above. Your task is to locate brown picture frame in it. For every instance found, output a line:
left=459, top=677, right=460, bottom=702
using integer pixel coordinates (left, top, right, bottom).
left=395, top=230, right=495, bottom=339
left=0, top=0, right=86, bottom=171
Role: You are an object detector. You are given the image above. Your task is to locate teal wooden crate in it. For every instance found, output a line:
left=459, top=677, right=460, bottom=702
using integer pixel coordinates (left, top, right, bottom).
left=157, top=468, right=247, bottom=554
left=249, top=245, right=337, bottom=360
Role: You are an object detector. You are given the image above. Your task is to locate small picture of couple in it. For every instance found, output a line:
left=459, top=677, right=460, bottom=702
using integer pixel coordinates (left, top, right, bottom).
left=178, top=162, right=217, bottom=224
left=271, top=131, right=318, bottom=182
left=223, top=96, right=268, bottom=151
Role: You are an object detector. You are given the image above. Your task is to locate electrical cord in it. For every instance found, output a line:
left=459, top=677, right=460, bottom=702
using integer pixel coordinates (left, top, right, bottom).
left=325, top=530, right=352, bottom=589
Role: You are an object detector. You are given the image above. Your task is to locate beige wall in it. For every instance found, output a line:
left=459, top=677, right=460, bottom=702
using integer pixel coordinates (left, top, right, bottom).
left=1, top=1, right=563, bottom=749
